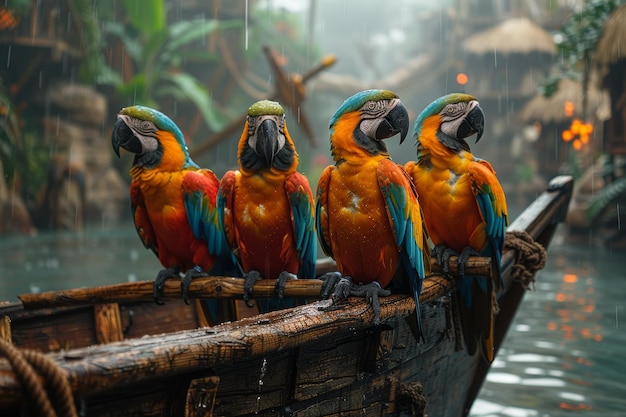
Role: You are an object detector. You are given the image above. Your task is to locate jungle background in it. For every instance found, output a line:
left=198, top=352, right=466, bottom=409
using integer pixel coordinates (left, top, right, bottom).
left=1, top=0, right=626, bottom=247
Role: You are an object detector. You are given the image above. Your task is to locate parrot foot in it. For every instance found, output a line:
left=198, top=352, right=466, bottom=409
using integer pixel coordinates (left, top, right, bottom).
left=243, top=270, right=262, bottom=308
left=331, top=277, right=354, bottom=304
left=181, top=266, right=209, bottom=305
left=153, top=267, right=181, bottom=305
left=458, top=246, right=481, bottom=276
left=317, top=276, right=351, bottom=312
left=432, top=244, right=459, bottom=274
left=349, top=281, right=391, bottom=326
left=319, top=272, right=342, bottom=299
left=275, top=271, right=296, bottom=301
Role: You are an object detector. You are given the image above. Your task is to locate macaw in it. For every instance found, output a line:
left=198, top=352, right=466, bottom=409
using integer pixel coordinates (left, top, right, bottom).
left=405, top=93, right=508, bottom=362
left=218, top=100, right=317, bottom=311
left=316, top=89, right=430, bottom=338
left=111, top=105, right=236, bottom=310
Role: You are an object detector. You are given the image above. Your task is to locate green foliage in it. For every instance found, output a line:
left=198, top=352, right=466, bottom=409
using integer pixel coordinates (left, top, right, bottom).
left=540, top=0, right=619, bottom=97
left=586, top=176, right=626, bottom=224
left=101, top=1, right=241, bottom=131
left=0, top=78, right=49, bottom=206
left=0, top=81, right=19, bottom=184
left=557, top=0, right=618, bottom=67
left=585, top=155, right=626, bottom=225
left=4, top=0, right=31, bottom=17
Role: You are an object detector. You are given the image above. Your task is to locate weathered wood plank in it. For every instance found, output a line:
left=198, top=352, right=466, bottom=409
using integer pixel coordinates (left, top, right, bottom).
left=0, top=316, right=11, bottom=344
left=16, top=257, right=491, bottom=310
left=93, top=303, right=123, bottom=344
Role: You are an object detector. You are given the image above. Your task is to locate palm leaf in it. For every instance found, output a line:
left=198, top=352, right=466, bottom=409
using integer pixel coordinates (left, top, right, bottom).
left=586, top=176, right=626, bottom=224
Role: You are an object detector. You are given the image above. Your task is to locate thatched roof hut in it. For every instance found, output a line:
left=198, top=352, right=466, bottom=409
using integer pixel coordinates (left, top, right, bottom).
left=594, top=4, right=626, bottom=71
left=593, top=3, right=626, bottom=155
left=520, top=78, right=610, bottom=124
left=462, top=18, right=557, bottom=56
left=459, top=18, right=556, bottom=99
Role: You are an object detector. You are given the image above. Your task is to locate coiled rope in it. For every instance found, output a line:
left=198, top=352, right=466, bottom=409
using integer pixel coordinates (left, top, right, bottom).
left=0, top=338, right=77, bottom=417
left=504, top=230, right=547, bottom=289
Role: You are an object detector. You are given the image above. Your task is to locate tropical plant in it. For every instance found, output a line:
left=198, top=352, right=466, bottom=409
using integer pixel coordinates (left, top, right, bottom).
left=541, top=0, right=619, bottom=113
left=585, top=155, right=626, bottom=226
left=99, top=0, right=242, bottom=132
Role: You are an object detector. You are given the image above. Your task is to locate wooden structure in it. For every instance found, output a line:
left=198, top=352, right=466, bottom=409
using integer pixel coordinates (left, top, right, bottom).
left=0, top=176, right=574, bottom=417
left=520, top=78, right=610, bottom=179
left=595, top=4, right=626, bottom=155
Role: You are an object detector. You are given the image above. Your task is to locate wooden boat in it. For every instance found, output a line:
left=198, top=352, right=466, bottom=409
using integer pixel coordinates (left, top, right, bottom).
left=0, top=175, right=573, bottom=417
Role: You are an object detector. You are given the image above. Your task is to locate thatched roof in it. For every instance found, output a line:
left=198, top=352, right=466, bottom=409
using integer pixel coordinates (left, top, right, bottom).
left=520, top=78, right=610, bottom=124
left=462, top=18, right=556, bottom=56
left=595, top=4, right=626, bottom=66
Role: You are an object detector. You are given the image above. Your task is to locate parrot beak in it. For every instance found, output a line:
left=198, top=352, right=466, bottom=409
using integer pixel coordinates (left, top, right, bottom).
left=255, top=118, right=285, bottom=166
left=111, top=117, right=143, bottom=157
left=376, top=101, right=410, bottom=144
left=458, top=102, right=485, bottom=144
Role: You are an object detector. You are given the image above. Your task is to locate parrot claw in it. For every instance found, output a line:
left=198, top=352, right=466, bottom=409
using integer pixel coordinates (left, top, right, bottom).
left=432, top=244, right=459, bottom=274
left=332, top=277, right=353, bottom=304
left=243, top=270, right=262, bottom=308
left=319, top=272, right=342, bottom=299
left=458, top=246, right=481, bottom=276
left=153, top=267, right=181, bottom=305
left=275, top=271, right=297, bottom=301
left=349, top=281, right=391, bottom=326
left=181, top=266, right=209, bottom=305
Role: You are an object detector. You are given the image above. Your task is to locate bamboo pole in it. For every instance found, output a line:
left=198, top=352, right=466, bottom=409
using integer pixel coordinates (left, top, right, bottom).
left=17, top=256, right=491, bottom=310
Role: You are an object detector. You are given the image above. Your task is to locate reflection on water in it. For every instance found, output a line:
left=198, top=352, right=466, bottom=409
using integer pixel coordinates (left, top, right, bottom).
left=471, top=236, right=626, bottom=417
left=0, top=227, right=625, bottom=415
left=0, top=225, right=160, bottom=300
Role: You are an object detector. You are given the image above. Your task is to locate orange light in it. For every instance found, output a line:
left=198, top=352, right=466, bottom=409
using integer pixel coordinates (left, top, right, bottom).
left=562, top=130, right=573, bottom=141
left=573, top=139, right=582, bottom=150
left=563, top=273, right=577, bottom=283
left=456, top=72, right=468, bottom=85
left=564, top=101, right=575, bottom=117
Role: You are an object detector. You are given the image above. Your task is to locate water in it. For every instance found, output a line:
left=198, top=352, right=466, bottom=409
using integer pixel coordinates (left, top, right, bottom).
left=470, top=237, right=626, bottom=416
left=0, top=226, right=625, bottom=415
left=0, top=225, right=160, bottom=299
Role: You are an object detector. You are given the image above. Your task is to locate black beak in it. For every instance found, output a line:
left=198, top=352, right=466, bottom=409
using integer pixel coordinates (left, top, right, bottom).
left=458, top=104, right=485, bottom=144
left=376, top=101, right=410, bottom=144
left=256, top=118, right=280, bottom=164
left=111, top=118, right=143, bottom=157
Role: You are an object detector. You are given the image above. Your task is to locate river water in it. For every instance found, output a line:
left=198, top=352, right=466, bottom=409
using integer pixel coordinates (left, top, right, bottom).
left=0, top=225, right=624, bottom=416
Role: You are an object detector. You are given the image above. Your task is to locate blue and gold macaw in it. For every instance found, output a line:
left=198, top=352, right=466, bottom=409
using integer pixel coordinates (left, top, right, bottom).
left=405, top=93, right=508, bottom=361
left=218, top=100, right=317, bottom=311
left=316, top=89, right=430, bottom=338
left=111, top=105, right=236, bottom=311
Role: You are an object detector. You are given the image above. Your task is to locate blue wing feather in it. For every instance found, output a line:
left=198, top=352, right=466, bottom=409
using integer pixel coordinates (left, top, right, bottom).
left=183, top=178, right=238, bottom=275
left=378, top=163, right=426, bottom=342
left=286, top=176, right=317, bottom=279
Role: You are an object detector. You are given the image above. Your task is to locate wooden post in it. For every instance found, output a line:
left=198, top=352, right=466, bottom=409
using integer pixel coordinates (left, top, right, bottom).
left=184, top=376, right=220, bottom=417
left=93, top=303, right=124, bottom=344
left=0, top=316, right=11, bottom=344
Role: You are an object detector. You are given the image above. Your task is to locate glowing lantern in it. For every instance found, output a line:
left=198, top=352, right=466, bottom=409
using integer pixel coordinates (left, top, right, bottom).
left=562, top=119, right=594, bottom=151
left=564, top=101, right=575, bottom=117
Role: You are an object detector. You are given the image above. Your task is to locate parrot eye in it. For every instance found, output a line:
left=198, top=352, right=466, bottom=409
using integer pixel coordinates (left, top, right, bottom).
left=362, top=99, right=398, bottom=119
left=128, top=118, right=157, bottom=136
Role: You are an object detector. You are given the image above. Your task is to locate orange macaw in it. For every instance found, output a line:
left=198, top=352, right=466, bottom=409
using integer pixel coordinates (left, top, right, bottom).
left=111, top=105, right=236, bottom=307
left=316, top=89, right=430, bottom=337
left=405, top=93, right=508, bottom=361
left=218, top=100, right=317, bottom=311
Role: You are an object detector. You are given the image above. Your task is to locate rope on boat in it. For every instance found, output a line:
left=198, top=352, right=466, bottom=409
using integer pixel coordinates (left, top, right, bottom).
left=0, top=338, right=77, bottom=417
left=504, top=230, right=547, bottom=289
left=396, top=381, right=426, bottom=417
